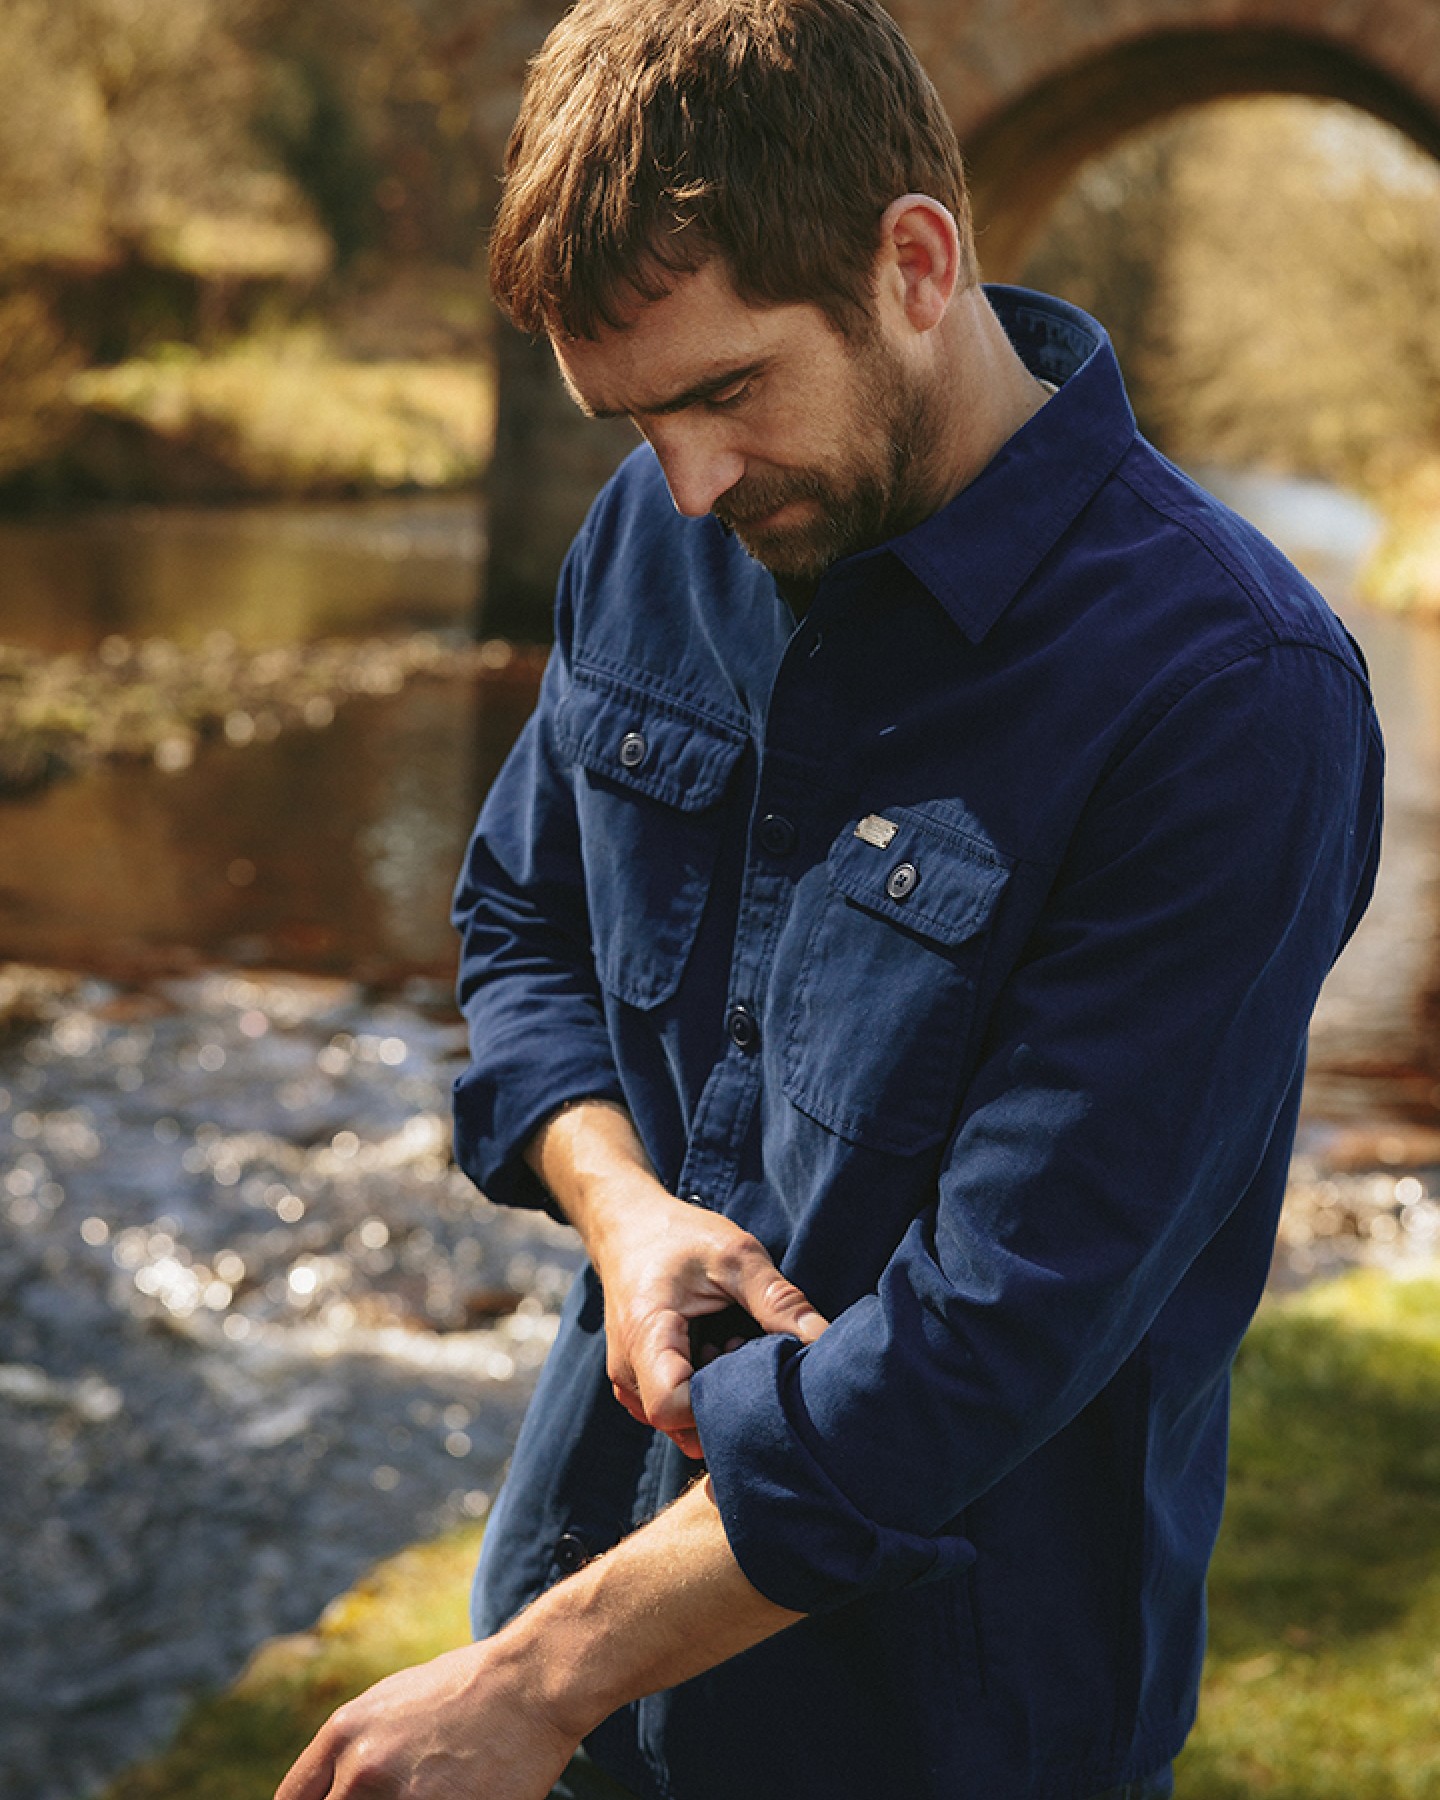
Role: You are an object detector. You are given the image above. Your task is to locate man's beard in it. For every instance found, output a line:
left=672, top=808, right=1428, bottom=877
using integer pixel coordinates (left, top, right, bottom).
left=712, top=340, right=936, bottom=595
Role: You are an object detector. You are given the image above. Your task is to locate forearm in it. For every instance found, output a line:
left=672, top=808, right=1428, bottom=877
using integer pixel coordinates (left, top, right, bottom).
left=524, top=1097, right=667, bottom=1257
left=493, top=1473, right=805, bottom=1739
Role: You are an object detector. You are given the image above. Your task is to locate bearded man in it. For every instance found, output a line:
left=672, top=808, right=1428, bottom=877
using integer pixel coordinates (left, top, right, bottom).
left=278, top=4, right=1383, bottom=1798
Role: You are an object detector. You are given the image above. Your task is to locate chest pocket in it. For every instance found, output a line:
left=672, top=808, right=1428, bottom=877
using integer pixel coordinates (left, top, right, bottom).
left=781, top=807, right=1012, bottom=1155
left=558, top=667, right=747, bottom=1011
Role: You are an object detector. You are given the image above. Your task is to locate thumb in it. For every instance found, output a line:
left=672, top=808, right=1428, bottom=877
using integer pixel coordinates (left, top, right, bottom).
left=734, top=1256, right=829, bottom=1344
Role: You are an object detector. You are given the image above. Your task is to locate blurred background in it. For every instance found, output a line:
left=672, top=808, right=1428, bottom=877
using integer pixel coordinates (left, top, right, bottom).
left=1, top=3, right=1438, bottom=1796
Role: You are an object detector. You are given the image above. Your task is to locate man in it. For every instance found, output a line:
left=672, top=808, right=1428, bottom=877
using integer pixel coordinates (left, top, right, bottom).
left=278, top=3, right=1383, bottom=1797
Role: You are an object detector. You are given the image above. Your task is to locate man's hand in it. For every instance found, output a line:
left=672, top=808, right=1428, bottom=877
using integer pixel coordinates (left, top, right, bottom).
left=274, top=1475, right=804, bottom=1800
left=273, top=1639, right=578, bottom=1800
left=589, top=1183, right=827, bottom=1456
left=527, top=1101, right=828, bottom=1456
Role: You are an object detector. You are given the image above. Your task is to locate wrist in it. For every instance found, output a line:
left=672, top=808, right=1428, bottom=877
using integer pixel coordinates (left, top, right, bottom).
left=492, top=1565, right=628, bottom=1741
left=525, top=1099, right=667, bottom=1252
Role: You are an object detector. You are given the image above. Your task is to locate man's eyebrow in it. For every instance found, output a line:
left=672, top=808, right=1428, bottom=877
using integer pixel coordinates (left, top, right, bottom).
left=586, top=360, right=769, bottom=421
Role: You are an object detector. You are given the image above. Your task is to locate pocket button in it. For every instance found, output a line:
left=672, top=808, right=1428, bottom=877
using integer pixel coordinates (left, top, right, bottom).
left=758, top=813, right=796, bottom=857
left=618, top=731, right=648, bottom=770
left=886, top=861, right=919, bottom=901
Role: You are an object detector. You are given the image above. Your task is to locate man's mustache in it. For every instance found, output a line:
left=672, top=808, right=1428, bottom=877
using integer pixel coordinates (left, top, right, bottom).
left=712, top=472, right=827, bottom=529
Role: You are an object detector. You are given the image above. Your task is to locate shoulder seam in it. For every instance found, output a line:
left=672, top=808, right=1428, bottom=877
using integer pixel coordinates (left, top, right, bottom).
left=1114, top=455, right=1320, bottom=645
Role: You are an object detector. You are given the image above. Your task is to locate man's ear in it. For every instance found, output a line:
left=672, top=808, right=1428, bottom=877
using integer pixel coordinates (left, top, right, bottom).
left=876, top=195, right=962, bottom=332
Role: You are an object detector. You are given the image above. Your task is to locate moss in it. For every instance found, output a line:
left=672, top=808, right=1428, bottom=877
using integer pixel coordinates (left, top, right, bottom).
left=102, top=1524, right=484, bottom=1800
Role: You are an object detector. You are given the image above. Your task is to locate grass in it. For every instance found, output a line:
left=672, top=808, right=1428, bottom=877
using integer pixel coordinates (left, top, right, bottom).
left=103, top=1269, right=1440, bottom=1799
left=1176, top=1269, right=1440, bottom=1798
left=67, top=326, right=494, bottom=497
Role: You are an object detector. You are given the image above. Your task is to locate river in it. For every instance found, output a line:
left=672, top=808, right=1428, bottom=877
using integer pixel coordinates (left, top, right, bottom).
left=0, top=473, right=1437, bottom=1798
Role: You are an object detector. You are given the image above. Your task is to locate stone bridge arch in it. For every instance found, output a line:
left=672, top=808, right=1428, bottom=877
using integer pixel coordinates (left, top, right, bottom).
left=482, top=0, right=1440, bottom=638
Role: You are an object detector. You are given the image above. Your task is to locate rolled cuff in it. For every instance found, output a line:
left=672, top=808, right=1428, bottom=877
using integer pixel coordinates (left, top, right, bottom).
left=451, top=1051, right=626, bottom=1215
left=691, top=1332, right=976, bottom=1615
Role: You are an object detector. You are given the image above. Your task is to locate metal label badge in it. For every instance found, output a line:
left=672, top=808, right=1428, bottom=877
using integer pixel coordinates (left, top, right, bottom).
left=854, top=814, right=899, bottom=849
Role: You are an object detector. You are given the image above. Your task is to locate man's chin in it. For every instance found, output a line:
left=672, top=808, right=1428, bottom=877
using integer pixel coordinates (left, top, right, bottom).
left=729, top=520, right=835, bottom=584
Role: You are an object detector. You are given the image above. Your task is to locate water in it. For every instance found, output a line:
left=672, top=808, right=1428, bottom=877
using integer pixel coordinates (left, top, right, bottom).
left=2, top=478, right=1439, bottom=1796
left=0, top=493, right=484, bottom=654
left=0, top=963, right=584, bottom=1798
left=0, top=671, right=538, bottom=979
left=0, top=496, right=562, bottom=1798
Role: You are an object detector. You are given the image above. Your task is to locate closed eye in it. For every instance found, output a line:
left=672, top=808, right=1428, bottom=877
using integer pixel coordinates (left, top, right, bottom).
left=705, top=378, right=754, bottom=411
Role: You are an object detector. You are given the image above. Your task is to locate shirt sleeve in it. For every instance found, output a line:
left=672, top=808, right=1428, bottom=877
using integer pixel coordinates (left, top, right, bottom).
left=450, top=542, right=627, bottom=1213
left=690, top=640, right=1383, bottom=1613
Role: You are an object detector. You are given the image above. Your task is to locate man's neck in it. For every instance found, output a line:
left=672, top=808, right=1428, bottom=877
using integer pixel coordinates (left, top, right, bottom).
left=932, top=285, right=1054, bottom=508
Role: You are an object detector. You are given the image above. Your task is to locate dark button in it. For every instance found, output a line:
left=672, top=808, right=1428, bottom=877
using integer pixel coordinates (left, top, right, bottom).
left=618, top=731, right=648, bottom=770
left=758, top=813, right=796, bottom=857
left=554, top=1531, right=590, bottom=1575
left=726, top=1004, right=760, bottom=1051
left=886, top=861, right=919, bottom=901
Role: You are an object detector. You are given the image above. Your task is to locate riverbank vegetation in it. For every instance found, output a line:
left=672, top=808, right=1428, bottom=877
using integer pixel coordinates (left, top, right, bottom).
left=101, top=1524, right=486, bottom=1800
left=0, top=629, right=539, bottom=797
left=64, top=311, right=491, bottom=501
left=0, top=0, right=502, bottom=504
left=100, top=1267, right=1440, bottom=1800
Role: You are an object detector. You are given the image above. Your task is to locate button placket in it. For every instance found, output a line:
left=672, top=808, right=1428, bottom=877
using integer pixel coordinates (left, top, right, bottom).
left=726, top=1003, right=759, bottom=1051
left=553, top=1530, right=591, bottom=1575
left=678, top=603, right=842, bottom=1211
left=758, top=812, right=797, bottom=857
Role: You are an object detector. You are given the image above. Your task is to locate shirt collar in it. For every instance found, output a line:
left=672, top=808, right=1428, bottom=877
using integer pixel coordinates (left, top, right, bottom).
left=874, top=286, right=1138, bottom=644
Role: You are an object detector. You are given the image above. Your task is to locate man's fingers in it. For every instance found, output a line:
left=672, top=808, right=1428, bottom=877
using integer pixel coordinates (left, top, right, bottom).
left=273, top=1736, right=334, bottom=1800
left=732, top=1258, right=829, bottom=1344
left=611, top=1378, right=649, bottom=1425
left=637, top=1334, right=698, bottom=1433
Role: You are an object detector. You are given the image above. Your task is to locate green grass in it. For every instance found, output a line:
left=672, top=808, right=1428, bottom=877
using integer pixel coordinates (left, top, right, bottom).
left=1177, top=1269, right=1440, bottom=1798
left=104, top=1270, right=1440, bottom=1799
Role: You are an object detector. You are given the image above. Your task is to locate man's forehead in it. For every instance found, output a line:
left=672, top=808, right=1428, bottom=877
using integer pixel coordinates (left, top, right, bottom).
left=554, top=346, right=773, bottom=422
left=551, top=264, right=798, bottom=419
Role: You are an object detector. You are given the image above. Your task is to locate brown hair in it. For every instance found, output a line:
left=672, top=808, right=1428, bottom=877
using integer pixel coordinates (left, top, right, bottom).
left=489, top=0, right=975, bottom=341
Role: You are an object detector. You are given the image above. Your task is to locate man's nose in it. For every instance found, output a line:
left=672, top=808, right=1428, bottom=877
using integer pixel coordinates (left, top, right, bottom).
left=648, top=426, right=744, bottom=518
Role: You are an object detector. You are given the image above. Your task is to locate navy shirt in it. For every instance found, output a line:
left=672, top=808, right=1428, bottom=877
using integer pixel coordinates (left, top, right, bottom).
left=452, top=288, right=1383, bottom=1800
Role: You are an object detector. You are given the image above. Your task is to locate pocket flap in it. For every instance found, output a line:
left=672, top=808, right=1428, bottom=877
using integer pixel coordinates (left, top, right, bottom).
left=827, top=807, right=1010, bottom=945
left=559, top=667, right=747, bottom=812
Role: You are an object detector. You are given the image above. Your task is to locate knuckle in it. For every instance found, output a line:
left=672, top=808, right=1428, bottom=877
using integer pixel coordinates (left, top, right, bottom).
left=328, top=1700, right=362, bottom=1741
left=719, top=1234, right=764, bottom=1281
left=763, top=1273, right=801, bottom=1310
left=350, top=1768, right=398, bottom=1798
